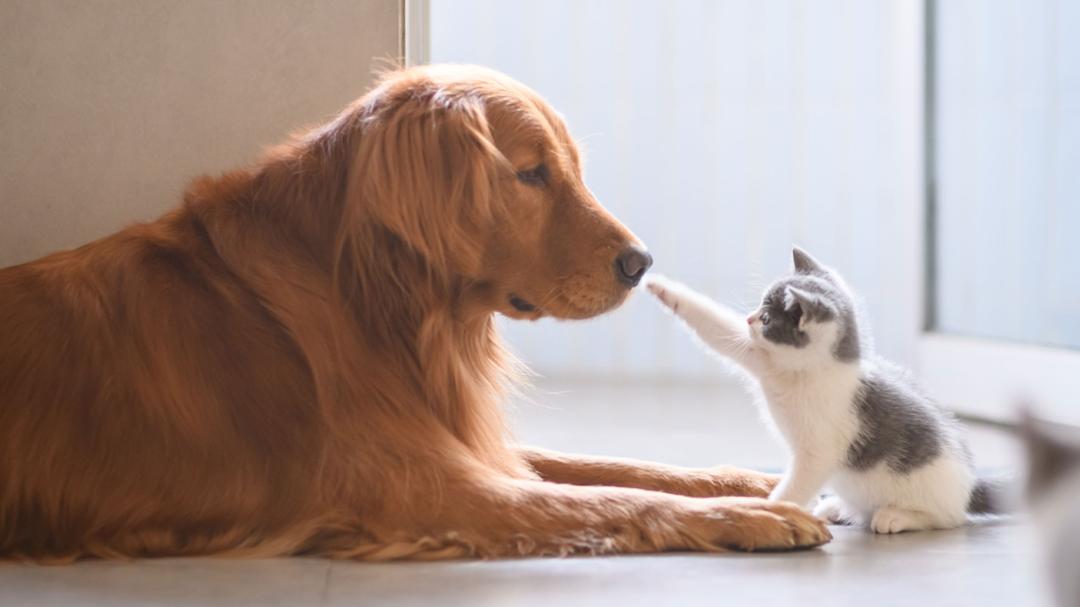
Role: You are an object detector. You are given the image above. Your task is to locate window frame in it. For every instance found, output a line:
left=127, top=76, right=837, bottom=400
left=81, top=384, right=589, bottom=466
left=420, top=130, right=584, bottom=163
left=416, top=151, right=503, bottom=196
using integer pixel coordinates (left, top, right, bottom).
left=403, top=0, right=430, bottom=66
left=917, top=0, right=1080, bottom=425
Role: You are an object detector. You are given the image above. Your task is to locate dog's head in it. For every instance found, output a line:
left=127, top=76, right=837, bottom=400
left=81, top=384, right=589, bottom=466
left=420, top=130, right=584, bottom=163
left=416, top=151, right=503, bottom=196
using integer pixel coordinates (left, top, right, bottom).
left=345, top=65, right=650, bottom=320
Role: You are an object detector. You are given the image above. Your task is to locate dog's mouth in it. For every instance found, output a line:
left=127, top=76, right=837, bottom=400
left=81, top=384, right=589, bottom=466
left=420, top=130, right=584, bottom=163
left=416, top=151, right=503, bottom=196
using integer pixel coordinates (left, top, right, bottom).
left=502, top=278, right=630, bottom=320
left=508, top=294, right=537, bottom=313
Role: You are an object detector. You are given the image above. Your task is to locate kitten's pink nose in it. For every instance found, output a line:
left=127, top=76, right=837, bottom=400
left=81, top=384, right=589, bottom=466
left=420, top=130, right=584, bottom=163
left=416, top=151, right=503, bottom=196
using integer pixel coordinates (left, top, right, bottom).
left=746, top=313, right=757, bottom=325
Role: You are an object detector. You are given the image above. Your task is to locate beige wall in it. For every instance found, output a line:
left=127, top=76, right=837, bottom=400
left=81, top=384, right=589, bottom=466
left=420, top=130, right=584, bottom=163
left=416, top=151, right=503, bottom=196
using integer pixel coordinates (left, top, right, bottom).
left=0, top=0, right=401, bottom=267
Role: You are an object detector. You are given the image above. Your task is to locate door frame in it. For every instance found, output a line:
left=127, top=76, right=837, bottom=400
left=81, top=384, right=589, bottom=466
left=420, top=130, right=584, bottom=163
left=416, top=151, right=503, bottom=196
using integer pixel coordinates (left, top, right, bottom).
left=403, top=0, right=429, bottom=66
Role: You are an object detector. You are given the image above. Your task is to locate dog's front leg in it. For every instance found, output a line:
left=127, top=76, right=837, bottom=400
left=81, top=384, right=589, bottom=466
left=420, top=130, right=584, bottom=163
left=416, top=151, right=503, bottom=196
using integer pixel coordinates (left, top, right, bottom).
left=516, top=447, right=779, bottom=498
left=327, top=472, right=828, bottom=560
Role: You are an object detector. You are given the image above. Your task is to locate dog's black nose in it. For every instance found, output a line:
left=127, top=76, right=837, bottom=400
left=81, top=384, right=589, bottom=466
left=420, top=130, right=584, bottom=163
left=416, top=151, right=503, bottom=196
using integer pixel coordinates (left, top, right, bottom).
left=615, top=246, right=653, bottom=287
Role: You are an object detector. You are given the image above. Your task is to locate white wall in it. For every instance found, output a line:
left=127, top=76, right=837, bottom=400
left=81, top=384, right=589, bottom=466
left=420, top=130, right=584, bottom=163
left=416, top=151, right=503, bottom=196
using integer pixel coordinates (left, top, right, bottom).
left=0, top=0, right=400, bottom=268
left=430, top=0, right=925, bottom=381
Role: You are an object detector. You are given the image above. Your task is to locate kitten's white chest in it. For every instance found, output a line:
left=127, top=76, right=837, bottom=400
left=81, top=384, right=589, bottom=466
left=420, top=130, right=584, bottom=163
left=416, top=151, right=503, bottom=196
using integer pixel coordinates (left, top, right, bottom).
left=758, top=365, right=862, bottom=451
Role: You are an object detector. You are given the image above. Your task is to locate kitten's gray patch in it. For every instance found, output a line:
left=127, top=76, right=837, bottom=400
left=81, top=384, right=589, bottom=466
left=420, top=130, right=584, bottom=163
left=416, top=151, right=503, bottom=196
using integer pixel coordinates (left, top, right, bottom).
left=760, top=275, right=860, bottom=361
left=967, top=477, right=1008, bottom=514
left=845, top=363, right=948, bottom=473
left=760, top=281, right=811, bottom=349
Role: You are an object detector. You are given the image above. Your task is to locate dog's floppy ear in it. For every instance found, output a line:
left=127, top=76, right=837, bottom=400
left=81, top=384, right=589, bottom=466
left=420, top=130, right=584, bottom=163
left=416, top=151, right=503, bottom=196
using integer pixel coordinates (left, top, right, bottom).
left=348, top=92, right=508, bottom=275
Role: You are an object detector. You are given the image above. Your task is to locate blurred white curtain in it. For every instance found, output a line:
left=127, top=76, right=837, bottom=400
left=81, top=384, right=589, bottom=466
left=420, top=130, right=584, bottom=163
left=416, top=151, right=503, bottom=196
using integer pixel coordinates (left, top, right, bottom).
left=430, top=0, right=924, bottom=380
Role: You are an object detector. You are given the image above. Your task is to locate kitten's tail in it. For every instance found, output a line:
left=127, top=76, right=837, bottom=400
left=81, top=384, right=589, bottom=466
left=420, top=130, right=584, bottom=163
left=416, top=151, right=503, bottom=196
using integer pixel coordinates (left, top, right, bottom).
left=967, top=476, right=1014, bottom=515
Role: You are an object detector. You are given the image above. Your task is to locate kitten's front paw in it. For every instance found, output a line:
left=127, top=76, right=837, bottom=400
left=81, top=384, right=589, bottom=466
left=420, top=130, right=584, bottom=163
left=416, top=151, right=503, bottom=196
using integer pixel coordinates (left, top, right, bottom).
left=870, top=507, right=927, bottom=534
left=644, top=275, right=681, bottom=312
left=813, top=495, right=856, bottom=525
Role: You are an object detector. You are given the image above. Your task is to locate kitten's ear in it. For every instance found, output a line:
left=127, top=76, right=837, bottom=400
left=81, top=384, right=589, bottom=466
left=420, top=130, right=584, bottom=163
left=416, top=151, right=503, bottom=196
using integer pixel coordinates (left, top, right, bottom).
left=792, top=246, right=824, bottom=274
left=784, top=286, right=836, bottom=328
left=1021, top=409, right=1080, bottom=499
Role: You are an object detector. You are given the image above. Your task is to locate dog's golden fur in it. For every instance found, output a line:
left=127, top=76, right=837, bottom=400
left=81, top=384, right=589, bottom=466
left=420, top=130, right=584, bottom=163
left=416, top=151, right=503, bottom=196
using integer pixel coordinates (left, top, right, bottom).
left=0, top=65, right=829, bottom=561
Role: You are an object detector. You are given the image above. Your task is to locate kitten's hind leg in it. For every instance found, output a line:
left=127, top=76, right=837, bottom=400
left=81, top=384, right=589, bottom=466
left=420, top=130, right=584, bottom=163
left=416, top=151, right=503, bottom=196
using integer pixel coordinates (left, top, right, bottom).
left=870, top=507, right=939, bottom=534
left=813, top=495, right=860, bottom=525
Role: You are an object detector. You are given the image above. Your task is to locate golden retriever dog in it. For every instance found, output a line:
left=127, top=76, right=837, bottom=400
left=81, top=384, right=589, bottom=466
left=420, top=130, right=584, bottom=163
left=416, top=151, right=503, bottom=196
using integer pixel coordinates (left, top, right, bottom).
left=0, top=65, right=829, bottom=561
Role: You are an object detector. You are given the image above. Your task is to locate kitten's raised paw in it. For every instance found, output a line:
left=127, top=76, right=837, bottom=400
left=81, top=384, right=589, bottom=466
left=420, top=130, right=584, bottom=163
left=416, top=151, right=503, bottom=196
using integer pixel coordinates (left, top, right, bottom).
left=644, top=275, right=680, bottom=311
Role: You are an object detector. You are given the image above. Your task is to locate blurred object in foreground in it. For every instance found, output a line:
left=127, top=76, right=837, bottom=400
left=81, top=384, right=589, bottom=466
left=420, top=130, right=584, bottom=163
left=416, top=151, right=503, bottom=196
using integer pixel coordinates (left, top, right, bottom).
left=1021, top=410, right=1080, bottom=607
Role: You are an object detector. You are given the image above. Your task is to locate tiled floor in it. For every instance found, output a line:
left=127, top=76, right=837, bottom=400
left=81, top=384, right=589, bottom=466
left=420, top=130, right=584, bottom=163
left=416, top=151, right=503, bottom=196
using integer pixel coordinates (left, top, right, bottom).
left=0, top=379, right=1047, bottom=607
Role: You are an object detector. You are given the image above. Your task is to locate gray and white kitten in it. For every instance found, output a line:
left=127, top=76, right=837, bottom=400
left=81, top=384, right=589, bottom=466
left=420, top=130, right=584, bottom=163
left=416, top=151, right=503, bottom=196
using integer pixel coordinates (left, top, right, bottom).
left=1022, top=413, right=1080, bottom=607
left=646, top=247, right=1004, bottom=533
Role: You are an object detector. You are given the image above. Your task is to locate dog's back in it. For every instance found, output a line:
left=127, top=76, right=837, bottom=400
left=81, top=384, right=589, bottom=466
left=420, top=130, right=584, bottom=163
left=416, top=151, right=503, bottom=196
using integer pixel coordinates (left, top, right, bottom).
left=0, top=207, right=324, bottom=560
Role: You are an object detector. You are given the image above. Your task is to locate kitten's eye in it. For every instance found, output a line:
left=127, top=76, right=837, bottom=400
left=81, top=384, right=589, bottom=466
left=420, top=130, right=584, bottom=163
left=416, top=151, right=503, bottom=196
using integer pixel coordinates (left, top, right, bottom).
left=516, top=164, right=548, bottom=187
left=760, top=312, right=770, bottom=325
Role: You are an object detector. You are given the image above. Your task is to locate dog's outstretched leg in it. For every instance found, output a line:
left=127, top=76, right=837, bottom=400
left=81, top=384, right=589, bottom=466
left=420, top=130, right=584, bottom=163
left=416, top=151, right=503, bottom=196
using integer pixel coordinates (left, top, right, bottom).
left=322, top=470, right=829, bottom=560
left=516, top=447, right=779, bottom=498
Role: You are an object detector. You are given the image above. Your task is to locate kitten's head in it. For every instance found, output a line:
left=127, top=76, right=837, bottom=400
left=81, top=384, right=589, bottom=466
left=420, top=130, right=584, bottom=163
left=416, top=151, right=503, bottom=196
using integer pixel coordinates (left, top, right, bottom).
left=747, top=247, right=861, bottom=368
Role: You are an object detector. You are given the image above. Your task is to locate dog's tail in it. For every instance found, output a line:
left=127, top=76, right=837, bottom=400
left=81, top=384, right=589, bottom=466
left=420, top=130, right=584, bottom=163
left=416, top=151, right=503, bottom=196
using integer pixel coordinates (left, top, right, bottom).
left=967, top=476, right=1014, bottom=515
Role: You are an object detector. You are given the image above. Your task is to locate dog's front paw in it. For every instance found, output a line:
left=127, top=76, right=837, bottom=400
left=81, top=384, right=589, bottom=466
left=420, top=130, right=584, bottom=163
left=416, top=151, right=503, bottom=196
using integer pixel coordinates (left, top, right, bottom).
left=704, top=467, right=780, bottom=498
left=684, top=497, right=832, bottom=551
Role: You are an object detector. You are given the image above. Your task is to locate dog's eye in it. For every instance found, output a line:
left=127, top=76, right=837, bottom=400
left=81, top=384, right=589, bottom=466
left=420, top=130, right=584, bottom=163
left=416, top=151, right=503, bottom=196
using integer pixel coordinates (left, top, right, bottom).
left=516, top=164, right=548, bottom=187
